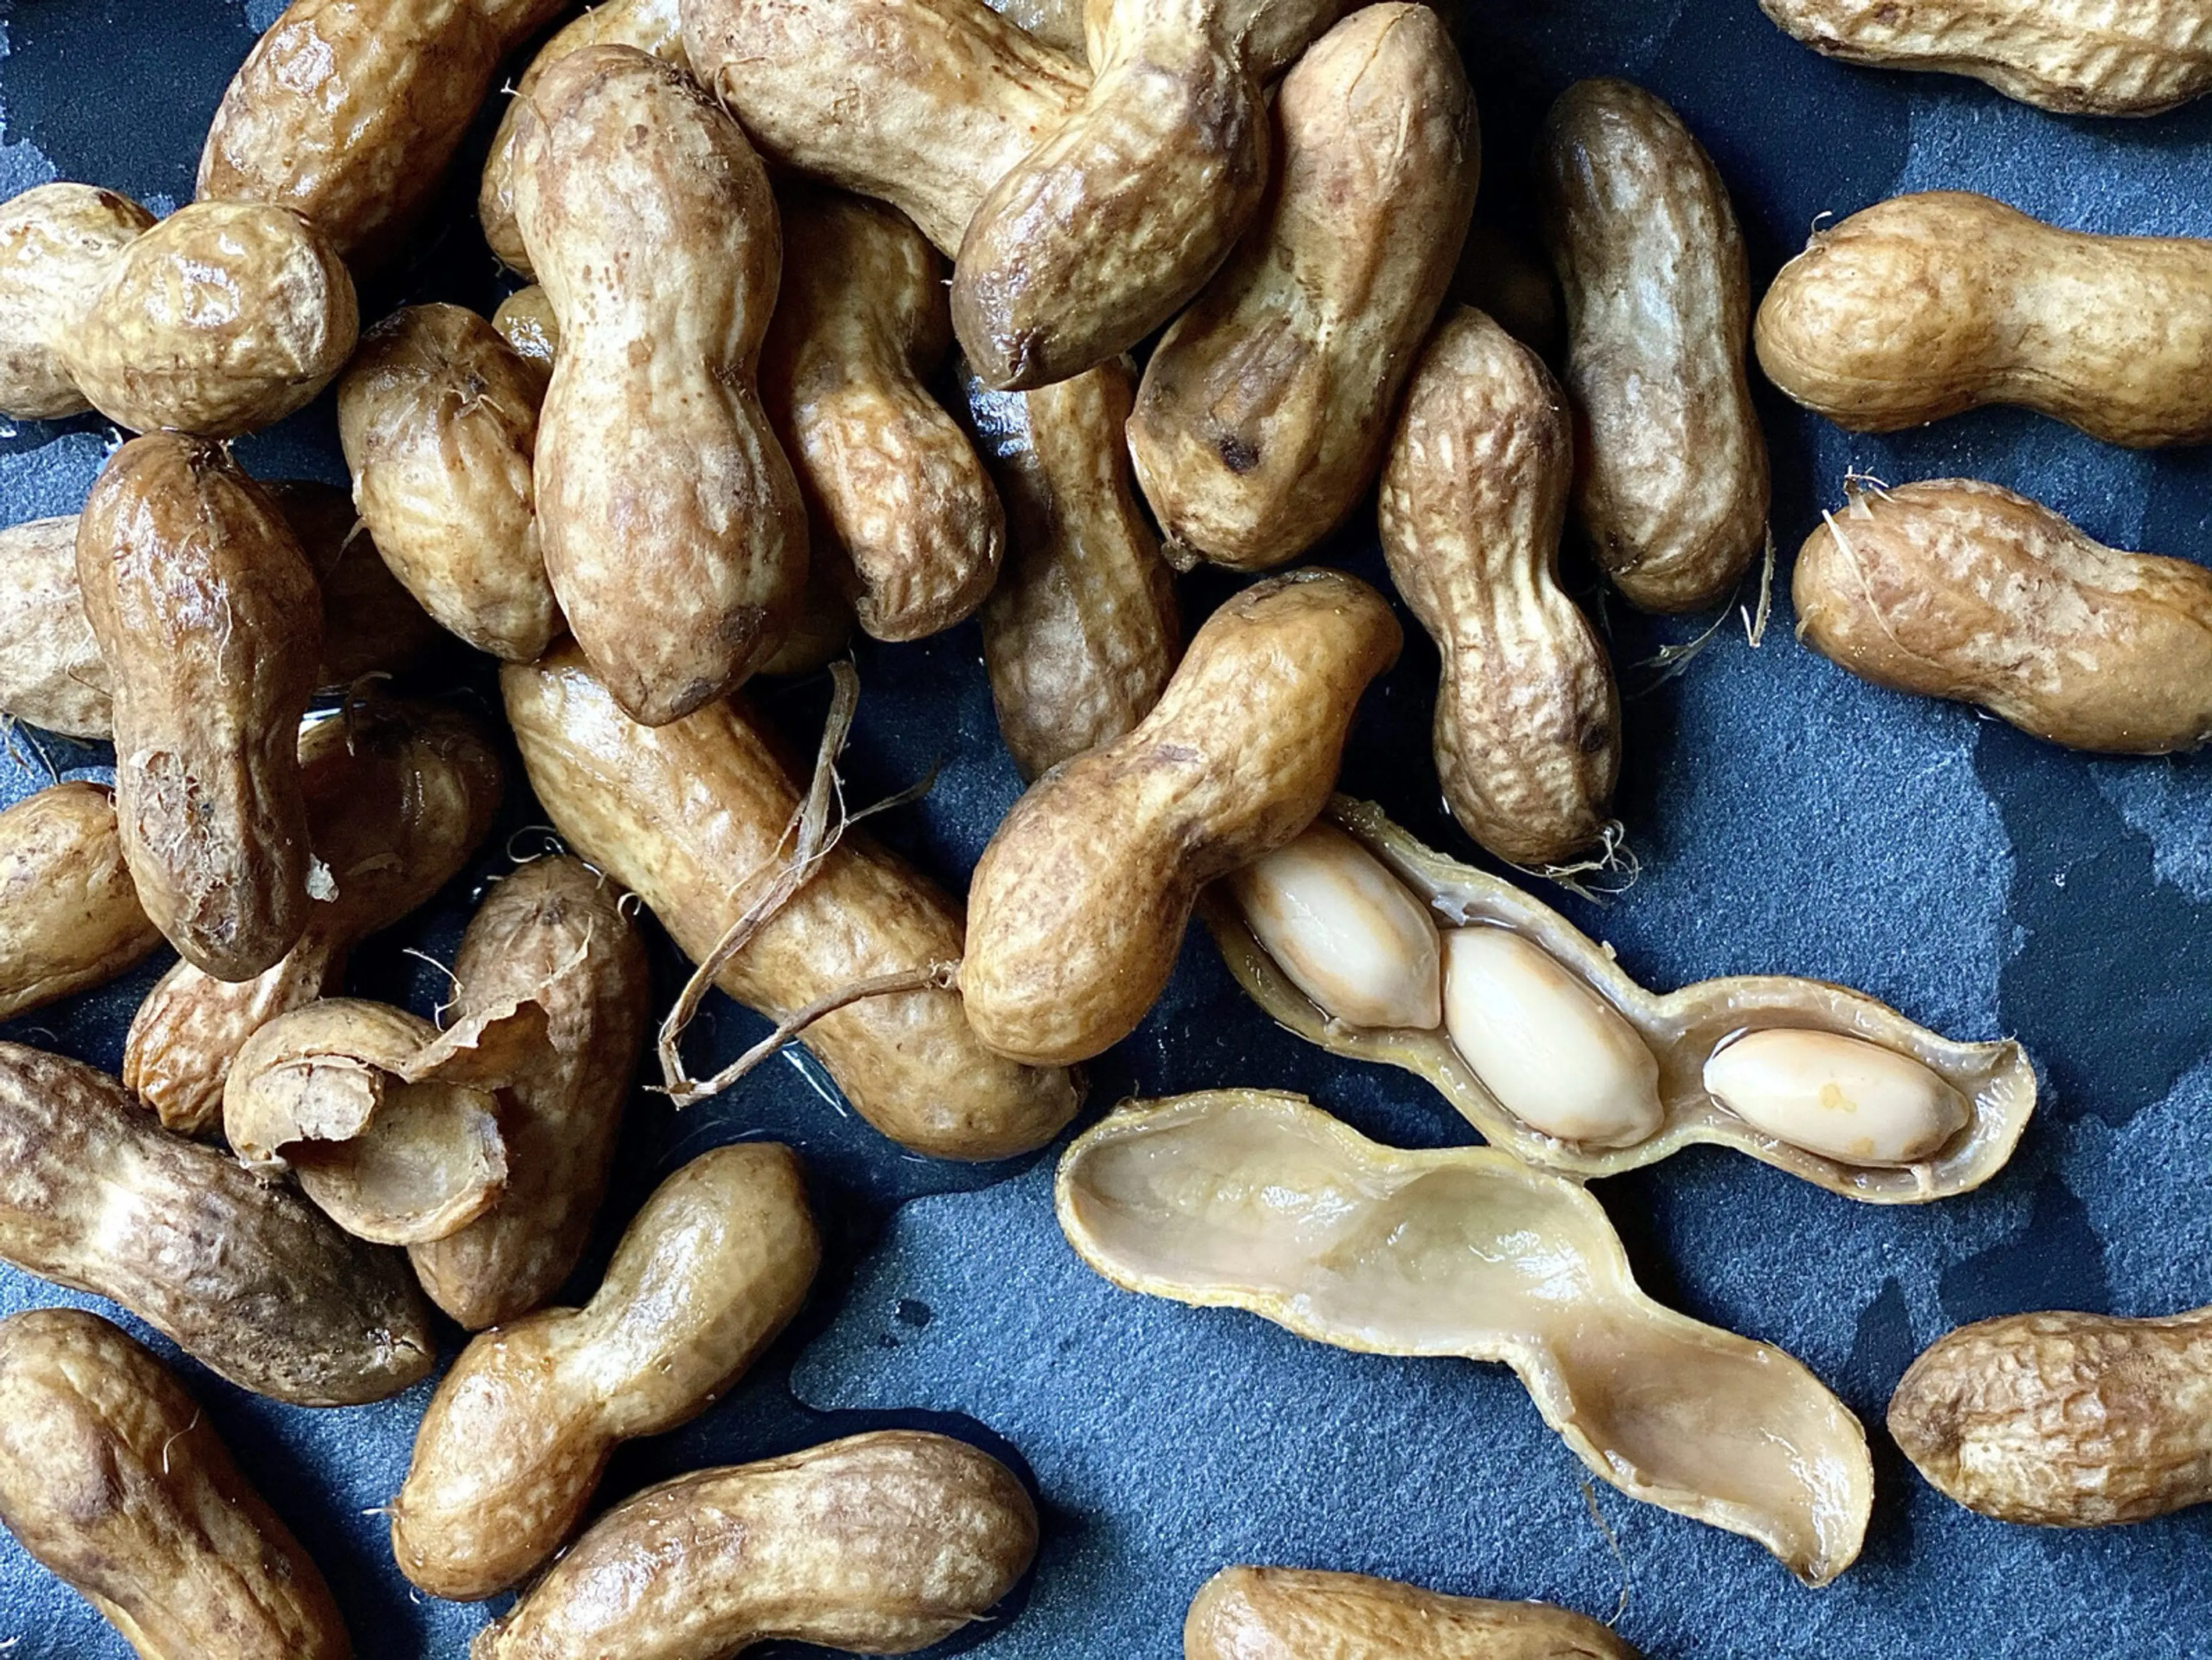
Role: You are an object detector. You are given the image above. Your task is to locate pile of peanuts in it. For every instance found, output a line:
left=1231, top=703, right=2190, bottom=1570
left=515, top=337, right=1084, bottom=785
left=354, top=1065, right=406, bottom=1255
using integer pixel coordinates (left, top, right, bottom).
left=0, top=0, right=2207, bottom=1653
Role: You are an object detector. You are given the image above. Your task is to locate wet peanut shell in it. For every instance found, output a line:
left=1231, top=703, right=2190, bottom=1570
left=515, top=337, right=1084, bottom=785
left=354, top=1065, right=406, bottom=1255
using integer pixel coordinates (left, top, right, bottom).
left=78, top=434, right=321, bottom=981
left=1206, top=795, right=2036, bottom=1201
left=263, top=479, right=450, bottom=686
left=0, top=1308, right=351, bottom=1659
left=0, top=782, right=161, bottom=1022
left=471, top=1430, right=1039, bottom=1658
left=0, top=183, right=154, bottom=420
left=1184, top=1566, right=1643, bottom=1659
left=0, top=1042, right=434, bottom=1405
left=987, top=0, right=1089, bottom=55
left=490, top=283, right=561, bottom=368
left=1536, top=78, right=1768, bottom=612
left=963, top=567, right=1401, bottom=1067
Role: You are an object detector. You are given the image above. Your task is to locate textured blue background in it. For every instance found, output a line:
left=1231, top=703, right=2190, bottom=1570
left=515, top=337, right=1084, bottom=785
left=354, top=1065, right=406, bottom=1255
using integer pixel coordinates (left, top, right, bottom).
left=1, top=1, right=2209, bottom=1654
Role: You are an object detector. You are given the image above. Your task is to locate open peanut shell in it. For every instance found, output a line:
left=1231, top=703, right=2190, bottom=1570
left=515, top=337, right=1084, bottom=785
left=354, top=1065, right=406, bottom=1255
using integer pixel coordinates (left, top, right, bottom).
left=1058, top=1089, right=1874, bottom=1586
left=1203, top=796, right=2035, bottom=1203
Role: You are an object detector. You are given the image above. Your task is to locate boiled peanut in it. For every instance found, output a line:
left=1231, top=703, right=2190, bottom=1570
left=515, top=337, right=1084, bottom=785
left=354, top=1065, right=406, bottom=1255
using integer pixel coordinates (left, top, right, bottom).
left=126, top=699, right=504, bottom=1135
left=1378, top=305, right=1620, bottom=867
left=471, top=1430, right=1039, bottom=1658
left=964, top=568, right=1400, bottom=1066
left=0, top=1041, right=434, bottom=1404
left=0, top=185, right=356, bottom=437
left=683, top=0, right=1089, bottom=258
left=264, top=480, right=449, bottom=686
left=1129, top=3, right=1478, bottom=570
left=408, top=855, right=650, bottom=1329
left=78, top=434, right=321, bottom=981
left=963, top=358, right=1182, bottom=778
left=503, top=645, right=1082, bottom=1159
left=1793, top=477, right=2212, bottom=753
left=1890, top=1304, right=2212, bottom=1525
left=988, top=0, right=1090, bottom=55
left=1185, top=1566, right=1643, bottom=1660
left=491, top=283, right=560, bottom=368
left=762, top=191, right=1004, bottom=641
left=0, top=1309, right=350, bottom=1659
left=513, top=45, right=806, bottom=725
left=0, top=782, right=160, bottom=1023
left=198, top=0, right=569, bottom=263
left=758, top=561, right=858, bottom=676
left=1705, top=1028, right=1967, bottom=1167
left=1757, top=191, right=2212, bottom=447
left=1536, top=80, right=1768, bottom=612
left=952, top=0, right=1357, bottom=389
left=393, top=1141, right=821, bottom=1599
left=337, top=303, right=560, bottom=662
left=1759, top=0, right=2212, bottom=117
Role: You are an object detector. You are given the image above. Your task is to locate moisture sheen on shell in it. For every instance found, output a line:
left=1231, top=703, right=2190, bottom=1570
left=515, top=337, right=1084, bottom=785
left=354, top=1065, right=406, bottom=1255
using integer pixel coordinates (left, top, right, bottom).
left=1184, top=1566, right=1644, bottom=1659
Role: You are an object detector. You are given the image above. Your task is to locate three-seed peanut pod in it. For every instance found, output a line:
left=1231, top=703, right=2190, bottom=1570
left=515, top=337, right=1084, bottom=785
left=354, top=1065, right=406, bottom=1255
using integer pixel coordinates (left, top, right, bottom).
left=1208, top=799, right=2035, bottom=1201
left=503, top=644, right=1083, bottom=1160
left=1130, top=3, right=1478, bottom=570
left=1889, top=1303, right=2212, bottom=1526
left=469, top=1430, right=1039, bottom=1658
left=0, top=782, right=160, bottom=1022
left=1060, top=1090, right=1874, bottom=1584
left=393, top=1142, right=823, bottom=1600
left=962, top=358, right=1183, bottom=779
left=1794, top=477, right=2212, bottom=753
left=0, top=1042, right=434, bottom=1404
left=964, top=567, right=1400, bottom=1066
left=1185, top=1566, right=1644, bottom=1660
left=0, top=184, right=356, bottom=437
left=1378, top=306, right=1620, bottom=868
left=512, top=45, right=808, bottom=726
left=1757, top=191, right=2212, bottom=447
left=1536, top=80, right=1768, bottom=612
left=0, top=1309, right=351, bottom=1659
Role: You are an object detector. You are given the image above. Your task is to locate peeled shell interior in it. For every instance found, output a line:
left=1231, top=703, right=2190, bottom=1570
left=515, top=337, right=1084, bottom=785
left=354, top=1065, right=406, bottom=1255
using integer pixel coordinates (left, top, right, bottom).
left=1057, top=1090, right=1873, bottom=1586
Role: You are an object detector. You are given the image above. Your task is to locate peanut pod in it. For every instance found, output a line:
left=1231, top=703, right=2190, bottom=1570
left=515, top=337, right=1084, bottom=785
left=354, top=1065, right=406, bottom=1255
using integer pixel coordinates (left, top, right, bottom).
left=491, top=283, right=560, bottom=368
left=987, top=0, right=1089, bottom=55
left=0, top=782, right=160, bottom=1021
left=1185, top=1566, right=1643, bottom=1660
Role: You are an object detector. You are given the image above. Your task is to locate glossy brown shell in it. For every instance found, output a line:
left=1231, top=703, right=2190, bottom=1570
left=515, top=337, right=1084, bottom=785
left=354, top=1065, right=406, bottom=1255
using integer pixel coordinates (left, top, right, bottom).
left=0, top=782, right=160, bottom=1022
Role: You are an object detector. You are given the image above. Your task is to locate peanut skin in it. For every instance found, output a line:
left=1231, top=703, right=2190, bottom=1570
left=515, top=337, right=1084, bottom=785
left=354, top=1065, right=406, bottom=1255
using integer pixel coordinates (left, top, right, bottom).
left=964, top=568, right=1401, bottom=1066
left=393, top=1143, right=822, bottom=1600
left=1185, top=1567, right=1643, bottom=1660
left=502, top=645, right=1083, bottom=1159
left=514, top=46, right=807, bottom=726
left=0, top=782, right=160, bottom=1023
left=1889, top=1305, right=2212, bottom=1525
left=1793, top=478, right=2212, bottom=753
left=1536, top=79, right=1768, bottom=612
left=1378, top=307, right=1620, bottom=867
left=0, top=1042, right=434, bottom=1405
left=1756, top=191, right=2212, bottom=447
left=1130, top=3, right=1479, bottom=570
left=471, top=1430, right=1039, bottom=1659
left=78, top=435, right=321, bottom=982
left=0, top=1309, right=351, bottom=1660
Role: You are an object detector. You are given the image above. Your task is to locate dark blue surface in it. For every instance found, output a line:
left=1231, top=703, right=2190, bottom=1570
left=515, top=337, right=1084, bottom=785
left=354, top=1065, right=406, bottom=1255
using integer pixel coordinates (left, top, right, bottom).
left=2, top=1, right=2210, bottom=1654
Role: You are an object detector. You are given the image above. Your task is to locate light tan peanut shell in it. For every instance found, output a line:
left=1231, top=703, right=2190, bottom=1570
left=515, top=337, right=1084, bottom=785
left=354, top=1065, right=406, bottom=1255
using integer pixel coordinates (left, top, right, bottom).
left=964, top=358, right=1182, bottom=780
left=491, top=283, right=560, bottom=368
left=762, top=191, right=1004, bottom=641
left=125, top=699, right=505, bottom=1136
left=0, top=782, right=160, bottom=1022
left=0, top=1041, right=434, bottom=1404
left=987, top=0, right=1090, bottom=55
left=963, top=567, right=1400, bottom=1067
left=1379, top=305, right=1619, bottom=868
left=1756, top=191, right=2212, bottom=447
left=682, top=0, right=1090, bottom=258
left=952, top=0, right=1358, bottom=389
left=1536, top=79, right=1768, bottom=612
left=198, top=0, right=567, bottom=264
left=0, top=183, right=154, bottom=419
left=503, top=645, right=1082, bottom=1158
left=393, top=1141, right=822, bottom=1600
left=0, top=1309, right=351, bottom=1660
left=78, top=434, right=320, bottom=981
left=1793, top=477, right=2212, bottom=753
left=1888, top=1303, right=2212, bottom=1526
left=480, top=0, right=688, bottom=276
left=409, top=854, right=651, bottom=1329
left=1059, top=1090, right=1874, bottom=1585
left=338, top=304, right=560, bottom=662
left=1757, top=0, right=2212, bottom=116
left=470, top=1429, right=1039, bottom=1658
left=1206, top=797, right=2035, bottom=1201
left=1185, top=1566, right=1642, bottom=1660
left=1130, top=4, right=1478, bottom=571
left=514, top=45, right=807, bottom=727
